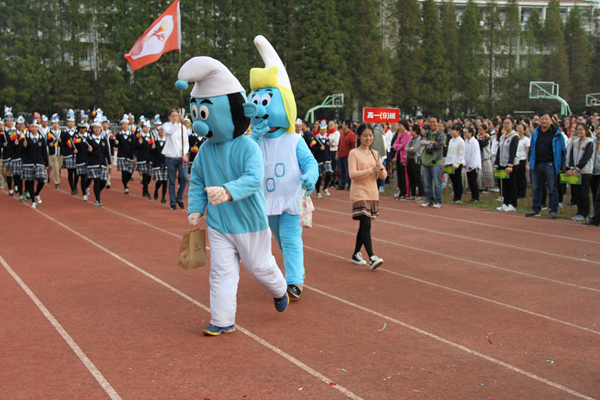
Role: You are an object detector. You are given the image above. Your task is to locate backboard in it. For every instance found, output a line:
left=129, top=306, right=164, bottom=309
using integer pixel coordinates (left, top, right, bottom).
left=586, top=93, right=600, bottom=107
left=529, top=82, right=559, bottom=99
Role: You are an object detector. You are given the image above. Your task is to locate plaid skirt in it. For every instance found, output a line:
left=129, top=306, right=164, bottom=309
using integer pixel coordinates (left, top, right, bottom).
left=352, top=200, right=379, bottom=220
left=88, top=166, right=109, bottom=180
left=117, top=158, right=134, bottom=173
left=23, top=165, right=47, bottom=181
left=62, top=156, right=76, bottom=170
left=10, top=159, right=23, bottom=175
left=76, top=163, right=88, bottom=176
left=153, top=165, right=168, bottom=181
left=318, top=161, right=333, bottom=176
left=136, top=161, right=152, bottom=174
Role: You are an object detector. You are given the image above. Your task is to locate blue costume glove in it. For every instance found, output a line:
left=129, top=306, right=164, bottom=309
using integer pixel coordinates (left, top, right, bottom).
left=300, top=174, right=316, bottom=195
left=250, top=119, right=269, bottom=143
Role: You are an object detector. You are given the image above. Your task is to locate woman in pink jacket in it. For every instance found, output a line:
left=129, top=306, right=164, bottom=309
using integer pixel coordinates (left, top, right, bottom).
left=393, top=120, right=411, bottom=199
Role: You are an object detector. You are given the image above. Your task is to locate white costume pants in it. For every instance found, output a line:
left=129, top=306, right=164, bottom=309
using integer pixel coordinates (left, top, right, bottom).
left=207, top=227, right=287, bottom=327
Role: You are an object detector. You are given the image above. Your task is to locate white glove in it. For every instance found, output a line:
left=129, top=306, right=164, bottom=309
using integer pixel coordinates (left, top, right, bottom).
left=188, top=212, right=202, bottom=226
left=205, top=186, right=232, bottom=206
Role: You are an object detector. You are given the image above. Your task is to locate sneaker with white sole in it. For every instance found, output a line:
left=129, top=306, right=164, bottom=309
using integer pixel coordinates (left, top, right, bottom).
left=35, top=195, right=42, bottom=204
left=323, top=189, right=330, bottom=196
left=95, top=201, right=103, bottom=207
left=497, top=204, right=507, bottom=211
left=504, top=204, right=516, bottom=212
left=86, top=188, right=90, bottom=196
left=370, top=255, right=383, bottom=270
left=490, top=188, right=500, bottom=192
left=572, top=215, right=585, bottom=221
left=82, top=194, right=89, bottom=201
left=351, top=252, right=367, bottom=265
left=526, top=211, right=541, bottom=217
left=8, top=190, right=14, bottom=196
left=379, top=186, right=385, bottom=192
left=316, top=193, right=323, bottom=199
left=433, top=203, right=441, bottom=208
left=31, top=203, right=37, bottom=209
left=422, top=202, right=432, bottom=207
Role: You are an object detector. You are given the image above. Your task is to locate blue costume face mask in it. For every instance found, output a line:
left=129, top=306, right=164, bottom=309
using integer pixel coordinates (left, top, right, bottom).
left=189, top=95, right=236, bottom=144
left=249, top=88, right=289, bottom=130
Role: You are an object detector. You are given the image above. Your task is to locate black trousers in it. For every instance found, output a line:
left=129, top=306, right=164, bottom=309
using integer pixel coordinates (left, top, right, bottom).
left=572, top=174, right=592, bottom=217
left=407, top=158, right=423, bottom=197
left=448, top=165, right=463, bottom=201
left=353, top=215, right=373, bottom=259
left=397, top=162, right=407, bottom=197
left=92, top=178, right=106, bottom=202
left=590, top=175, right=600, bottom=216
left=517, top=160, right=528, bottom=199
left=500, top=165, right=519, bottom=207
left=466, top=169, right=479, bottom=201
left=316, top=172, right=332, bottom=194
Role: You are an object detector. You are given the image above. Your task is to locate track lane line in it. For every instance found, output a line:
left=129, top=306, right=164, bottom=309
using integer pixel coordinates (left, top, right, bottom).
left=325, top=197, right=597, bottom=242
left=318, top=204, right=600, bottom=264
left=28, top=194, right=598, bottom=399
left=32, top=209, right=363, bottom=400
left=303, top=245, right=600, bottom=335
left=303, top=284, right=596, bottom=400
left=0, top=255, right=123, bottom=400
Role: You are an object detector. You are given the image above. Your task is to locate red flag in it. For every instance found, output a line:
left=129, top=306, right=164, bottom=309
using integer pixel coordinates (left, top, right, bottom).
left=124, top=0, right=181, bottom=71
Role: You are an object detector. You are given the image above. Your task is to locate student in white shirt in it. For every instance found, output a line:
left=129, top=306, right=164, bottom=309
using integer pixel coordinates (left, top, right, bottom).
left=162, top=108, right=190, bottom=210
left=464, top=126, right=482, bottom=203
left=445, top=124, right=465, bottom=203
left=328, top=120, right=340, bottom=175
left=516, top=123, right=530, bottom=199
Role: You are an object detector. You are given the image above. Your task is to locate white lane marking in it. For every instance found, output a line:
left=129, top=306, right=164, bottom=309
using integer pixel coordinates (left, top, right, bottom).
left=0, top=255, right=123, bottom=400
left=303, top=245, right=600, bottom=335
left=34, top=197, right=597, bottom=399
left=304, top=284, right=597, bottom=400
left=318, top=206, right=600, bottom=265
left=326, top=197, right=597, bottom=243
left=313, top=223, right=600, bottom=294
left=34, top=210, right=363, bottom=400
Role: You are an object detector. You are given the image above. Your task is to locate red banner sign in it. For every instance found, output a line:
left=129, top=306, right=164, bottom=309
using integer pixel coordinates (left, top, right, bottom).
left=363, top=107, right=400, bottom=124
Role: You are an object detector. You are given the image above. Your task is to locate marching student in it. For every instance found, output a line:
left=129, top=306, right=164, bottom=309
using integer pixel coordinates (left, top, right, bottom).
left=134, top=120, right=154, bottom=199
left=310, top=122, right=333, bottom=199
left=115, top=114, right=135, bottom=194
left=73, top=121, right=91, bottom=201
left=0, top=119, right=5, bottom=189
left=22, top=121, right=48, bottom=208
left=60, top=111, right=78, bottom=194
left=11, top=116, right=27, bottom=202
left=2, top=111, right=17, bottom=195
left=151, top=120, right=168, bottom=203
left=39, top=115, right=50, bottom=137
left=87, top=121, right=111, bottom=206
left=101, top=116, right=115, bottom=189
left=47, top=114, right=62, bottom=189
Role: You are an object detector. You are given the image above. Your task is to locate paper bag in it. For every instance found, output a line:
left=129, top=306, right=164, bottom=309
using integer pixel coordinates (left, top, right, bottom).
left=178, top=229, right=206, bottom=270
left=299, top=189, right=313, bottom=228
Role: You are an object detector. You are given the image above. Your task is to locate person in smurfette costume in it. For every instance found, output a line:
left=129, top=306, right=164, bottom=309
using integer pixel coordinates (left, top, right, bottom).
left=248, top=35, right=318, bottom=301
left=177, top=56, right=290, bottom=336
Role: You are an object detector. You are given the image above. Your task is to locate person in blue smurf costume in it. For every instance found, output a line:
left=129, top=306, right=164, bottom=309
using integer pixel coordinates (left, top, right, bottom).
left=176, top=56, right=290, bottom=337
left=248, top=35, right=318, bottom=301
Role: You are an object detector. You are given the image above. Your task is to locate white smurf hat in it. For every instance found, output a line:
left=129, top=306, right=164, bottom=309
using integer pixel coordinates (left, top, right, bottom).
left=176, top=56, right=244, bottom=98
left=121, top=114, right=129, bottom=124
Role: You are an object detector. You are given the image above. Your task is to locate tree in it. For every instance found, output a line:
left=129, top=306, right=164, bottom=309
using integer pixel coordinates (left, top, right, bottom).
left=440, top=0, right=460, bottom=116
left=390, top=0, right=424, bottom=115
left=483, top=0, right=503, bottom=116
left=565, top=5, right=591, bottom=113
left=420, top=0, right=449, bottom=115
left=457, top=0, right=485, bottom=115
left=543, top=0, right=571, bottom=105
left=499, top=0, right=521, bottom=114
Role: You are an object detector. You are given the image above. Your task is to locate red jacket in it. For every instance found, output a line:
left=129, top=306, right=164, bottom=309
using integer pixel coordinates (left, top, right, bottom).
left=338, top=129, right=356, bottom=158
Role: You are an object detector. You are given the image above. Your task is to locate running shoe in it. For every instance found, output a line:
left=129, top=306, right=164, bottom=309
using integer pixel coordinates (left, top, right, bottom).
left=433, top=203, right=441, bottom=208
left=35, top=195, right=42, bottom=204
left=525, top=211, right=541, bottom=217
left=421, top=202, right=432, bottom=207
left=572, top=215, right=585, bottom=221
left=351, top=252, right=367, bottom=265
left=287, top=285, right=302, bottom=300
left=497, top=204, right=507, bottom=211
left=8, top=190, right=14, bottom=196
left=274, top=292, right=289, bottom=312
left=504, top=205, right=516, bottom=212
left=25, top=192, right=31, bottom=200
left=18, top=195, right=24, bottom=202
left=83, top=194, right=88, bottom=202
left=31, top=203, right=36, bottom=209
left=323, top=189, right=330, bottom=196
left=95, top=201, right=103, bottom=207
left=202, top=324, right=236, bottom=336
left=550, top=211, right=558, bottom=219
left=124, top=188, right=129, bottom=194
left=316, top=193, right=323, bottom=199
left=369, top=255, right=383, bottom=270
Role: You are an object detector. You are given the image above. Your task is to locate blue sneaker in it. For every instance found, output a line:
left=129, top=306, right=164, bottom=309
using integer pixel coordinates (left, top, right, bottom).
left=202, top=324, right=236, bottom=336
left=274, top=292, right=289, bottom=312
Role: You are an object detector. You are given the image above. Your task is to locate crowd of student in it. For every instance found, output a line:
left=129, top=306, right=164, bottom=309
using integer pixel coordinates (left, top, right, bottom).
left=295, top=112, right=600, bottom=227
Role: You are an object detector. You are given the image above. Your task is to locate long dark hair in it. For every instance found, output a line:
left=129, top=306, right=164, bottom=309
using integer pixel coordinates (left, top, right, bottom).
left=356, top=123, right=373, bottom=148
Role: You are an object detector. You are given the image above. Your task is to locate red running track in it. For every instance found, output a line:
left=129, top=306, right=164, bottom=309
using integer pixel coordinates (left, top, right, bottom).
left=1, top=170, right=599, bottom=400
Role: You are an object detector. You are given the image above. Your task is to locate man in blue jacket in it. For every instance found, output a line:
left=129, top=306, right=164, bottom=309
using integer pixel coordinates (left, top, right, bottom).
left=526, top=112, right=565, bottom=219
